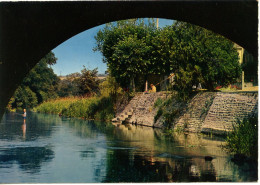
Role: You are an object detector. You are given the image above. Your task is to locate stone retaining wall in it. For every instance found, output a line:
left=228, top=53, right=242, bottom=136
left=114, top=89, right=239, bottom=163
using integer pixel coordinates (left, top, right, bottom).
left=114, top=91, right=258, bottom=134
left=113, top=92, right=167, bottom=127
left=201, top=92, right=258, bottom=134
left=174, top=92, right=216, bottom=132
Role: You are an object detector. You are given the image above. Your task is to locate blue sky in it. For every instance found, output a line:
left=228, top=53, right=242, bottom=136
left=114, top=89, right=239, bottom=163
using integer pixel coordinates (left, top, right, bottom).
left=51, top=18, right=175, bottom=76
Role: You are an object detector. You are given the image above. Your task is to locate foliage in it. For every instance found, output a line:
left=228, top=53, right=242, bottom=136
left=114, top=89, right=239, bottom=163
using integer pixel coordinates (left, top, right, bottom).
left=154, top=107, right=163, bottom=123
left=225, top=116, right=258, bottom=160
left=169, top=22, right=241, bottom=99
left=94, top=19, right=159, bottom=89
left=95, top=19, right=241, bottom=100
left=57, top=66, right=100, bottom=98
left=10, top=52, right=59, bottom=109
left=154, top=97, right=163, bottom=108
left=35, top=95, right=115, bottom=121
left=57, top=73, right=81, bottom=97
left=99, top=74, right=123, bottom=97
left=73, top=66, right=100, bottom=96
left=153, top=95, right=183, bottom=129
left=11, top=86, right=38, bottom=109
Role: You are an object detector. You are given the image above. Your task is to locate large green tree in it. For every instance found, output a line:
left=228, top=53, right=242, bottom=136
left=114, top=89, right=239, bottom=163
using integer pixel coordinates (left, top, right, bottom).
left=94, top=19, right=241, bottom=98
left=94, top=19, right=158, bottom=89
left=10, top=52, right=59, bottom=109
left=73, top=66, right=100, bottom=96
left=168, top=22, right=241, bottom=98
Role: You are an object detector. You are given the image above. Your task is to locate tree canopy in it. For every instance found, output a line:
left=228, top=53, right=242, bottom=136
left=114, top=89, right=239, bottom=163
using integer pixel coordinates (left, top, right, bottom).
left=10, top=52, right=59, bottom=109
left=94, top=19, right=159, bottom=89
left=169, top=22, right=241, bottom=98
left=94, top=19, right=241, bottom=97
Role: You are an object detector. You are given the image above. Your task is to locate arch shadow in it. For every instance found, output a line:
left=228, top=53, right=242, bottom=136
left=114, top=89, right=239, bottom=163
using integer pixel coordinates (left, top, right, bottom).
left=0, top=1, right=258, bottom=119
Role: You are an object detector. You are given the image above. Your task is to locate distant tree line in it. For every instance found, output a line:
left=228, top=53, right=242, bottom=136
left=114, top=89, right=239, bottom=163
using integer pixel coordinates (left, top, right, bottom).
left=8, top=52, right=100, bottom=110
left=56, top=66, right=100, bottom=97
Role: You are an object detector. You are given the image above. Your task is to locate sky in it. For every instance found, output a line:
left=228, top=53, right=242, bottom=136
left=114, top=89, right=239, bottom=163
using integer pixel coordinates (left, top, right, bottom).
left=51, top=18, right=175, bottom=76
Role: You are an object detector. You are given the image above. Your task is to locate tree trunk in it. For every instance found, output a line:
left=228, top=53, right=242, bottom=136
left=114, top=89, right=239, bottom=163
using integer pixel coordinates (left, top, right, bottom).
left=130, top=77, right=136, bottom=92
left=205, top=81, right=214, bottom=91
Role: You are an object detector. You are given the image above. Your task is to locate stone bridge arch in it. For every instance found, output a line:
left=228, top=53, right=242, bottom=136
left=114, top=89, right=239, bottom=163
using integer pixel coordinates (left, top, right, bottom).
left=0, top=1, right=258, bottom=119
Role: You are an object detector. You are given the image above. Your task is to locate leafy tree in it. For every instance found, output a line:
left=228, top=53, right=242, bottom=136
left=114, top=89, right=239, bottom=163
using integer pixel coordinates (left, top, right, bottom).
left=22, top=51, right=59, bottom=103
left=10, top=52, right=59, bottom=109
left=95, top=19, right=241, bottom=99
left=73, top=66, right=100, bottom=96
left=170, top=22, right=241, bottom=98
left=57, top=73, right=81, bottom=97
left=11, top=86, right=38, bottom=108
left=94, top=19, right=158, bottom=90
left=99, top=74, right=123, bottom=97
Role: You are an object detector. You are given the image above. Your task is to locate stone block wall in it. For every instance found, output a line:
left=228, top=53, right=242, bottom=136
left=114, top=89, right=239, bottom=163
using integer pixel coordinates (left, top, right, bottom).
left=115, top=91, right=258, bottom=134
left=201, top=92, right=258, bottom=134
left=114, top=92, right=167, bottom=127
left=128, top=92, right=167, bottom=127
left=174, top=92, right=216, bottom=132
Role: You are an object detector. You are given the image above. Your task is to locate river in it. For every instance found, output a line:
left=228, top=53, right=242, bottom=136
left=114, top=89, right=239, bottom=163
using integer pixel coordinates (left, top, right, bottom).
left=0, top=112, right=257, bottom=183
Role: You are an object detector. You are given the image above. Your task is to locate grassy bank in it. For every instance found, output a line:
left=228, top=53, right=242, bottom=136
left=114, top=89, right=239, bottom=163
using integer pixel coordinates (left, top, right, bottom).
left=34, top=96, right=115, bottom=121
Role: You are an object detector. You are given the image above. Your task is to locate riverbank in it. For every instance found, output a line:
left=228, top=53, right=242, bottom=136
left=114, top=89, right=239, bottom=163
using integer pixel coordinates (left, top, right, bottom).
left=34, top=96, right=115, bottom=121
left=115, top=91, right=258, bottom=135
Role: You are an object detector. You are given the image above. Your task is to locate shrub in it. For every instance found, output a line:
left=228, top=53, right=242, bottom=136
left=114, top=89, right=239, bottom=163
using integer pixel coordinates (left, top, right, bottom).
left=154, top=98, right=163, bottom=108
left=225, top=116, right=258, bottom=160
left=154, top=107, right=163, bottom=123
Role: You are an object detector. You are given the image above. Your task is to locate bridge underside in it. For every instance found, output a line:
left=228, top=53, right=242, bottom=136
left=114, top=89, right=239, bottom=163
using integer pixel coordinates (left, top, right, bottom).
left=0, top=1, right=258, bottom=119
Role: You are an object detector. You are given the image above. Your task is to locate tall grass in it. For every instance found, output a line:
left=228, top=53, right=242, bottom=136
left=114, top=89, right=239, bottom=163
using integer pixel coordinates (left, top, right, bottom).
left=225, top=116, right=258, bottom=160
left=34, top=96, right=115, bottom=121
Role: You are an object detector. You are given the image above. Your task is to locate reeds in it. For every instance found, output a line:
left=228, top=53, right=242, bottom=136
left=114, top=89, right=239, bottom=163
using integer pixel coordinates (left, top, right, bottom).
left=34, top=96, right=114, bottom=121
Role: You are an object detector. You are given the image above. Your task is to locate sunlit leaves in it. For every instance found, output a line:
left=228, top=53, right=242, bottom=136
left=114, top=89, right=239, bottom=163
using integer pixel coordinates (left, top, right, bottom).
left=94, top=19, right=241, bottom=97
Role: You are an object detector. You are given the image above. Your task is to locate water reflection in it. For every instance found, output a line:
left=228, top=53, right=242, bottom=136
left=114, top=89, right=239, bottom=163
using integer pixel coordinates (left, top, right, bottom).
left=0, top=112, right=55, bottom=141
left=22, top=119, right=26, bottom=140
left=0, top=147, right=54, bottom=174
left=105, top=124, right=257, bottom=182
left=0, top=112, right=257, bottom=182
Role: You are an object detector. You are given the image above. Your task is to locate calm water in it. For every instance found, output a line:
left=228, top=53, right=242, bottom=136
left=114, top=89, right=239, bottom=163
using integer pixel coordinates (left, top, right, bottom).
left=0, top=112, right=257, bottom=183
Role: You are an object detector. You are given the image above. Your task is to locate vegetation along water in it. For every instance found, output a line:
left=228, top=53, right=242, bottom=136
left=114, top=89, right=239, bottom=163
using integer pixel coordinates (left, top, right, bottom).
left=4, top=18, right=258, bottom=182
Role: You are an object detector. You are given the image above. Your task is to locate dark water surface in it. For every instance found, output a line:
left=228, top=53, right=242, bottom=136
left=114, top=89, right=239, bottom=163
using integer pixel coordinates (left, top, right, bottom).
left=0, top=112, right=257, bottom=183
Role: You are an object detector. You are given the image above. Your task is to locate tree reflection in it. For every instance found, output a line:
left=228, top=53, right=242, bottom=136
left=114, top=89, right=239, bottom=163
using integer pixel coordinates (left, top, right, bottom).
left=103, top=148, right=218, bottom=182
left=0, top=147, right=54, bottom=173
left=0, top=112, right=56, bottom=141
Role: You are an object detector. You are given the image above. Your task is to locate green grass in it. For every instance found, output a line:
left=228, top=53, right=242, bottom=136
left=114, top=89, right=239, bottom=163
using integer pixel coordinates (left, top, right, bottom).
left=34, top=96, right=115, bottom=121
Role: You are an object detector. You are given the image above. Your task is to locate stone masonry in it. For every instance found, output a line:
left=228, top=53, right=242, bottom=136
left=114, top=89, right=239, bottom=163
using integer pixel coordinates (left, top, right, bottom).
left=174, top=92, right=216, bottom=133
left=112, top=92, right=167, bottom=127
left=112, top=91, right=258, bottom=134
left=201, top=92, right=258, bottom=134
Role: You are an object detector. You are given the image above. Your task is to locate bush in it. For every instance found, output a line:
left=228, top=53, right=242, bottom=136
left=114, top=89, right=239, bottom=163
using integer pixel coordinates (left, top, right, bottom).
left=35, top=96, right=115, bottom=122
left=154, top=98, right=163, bottom=108
left=225, top=116, right=258, bottom=160
left=154, top=107, right=163, bottom=123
